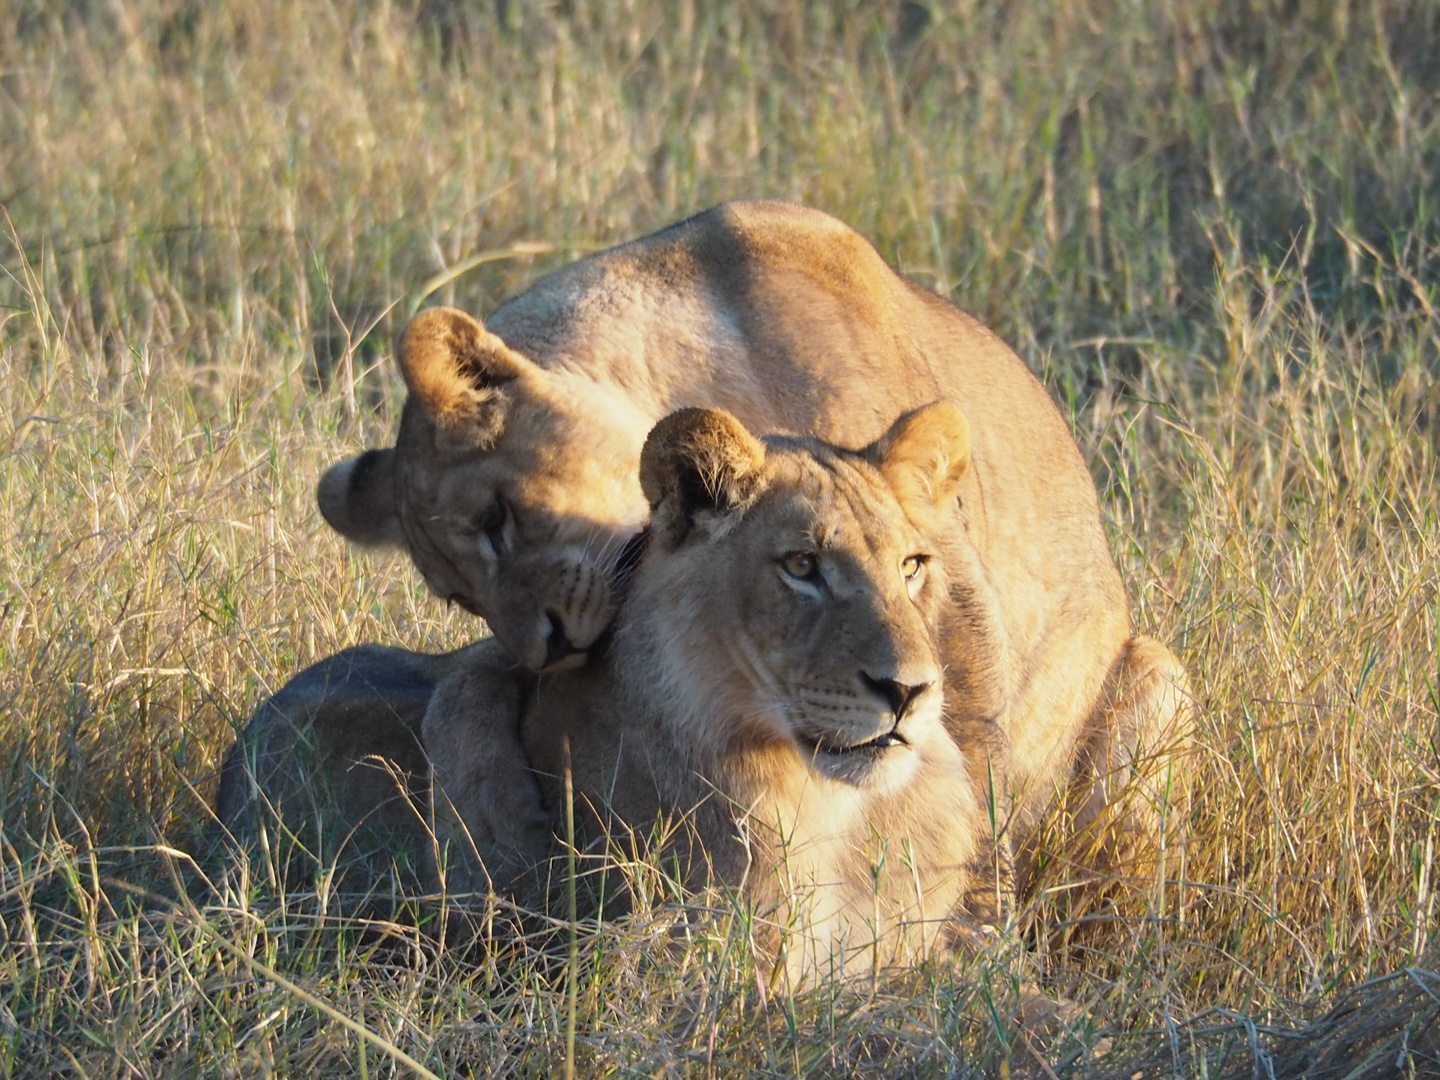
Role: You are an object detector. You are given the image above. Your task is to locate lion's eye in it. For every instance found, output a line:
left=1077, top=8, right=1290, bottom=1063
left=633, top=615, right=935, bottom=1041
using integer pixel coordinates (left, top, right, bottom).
left=478, top=498, right=509, bottom=554
left=902, top=555, right=927, bottom=581
left=781, top=551, right=819, bottom=580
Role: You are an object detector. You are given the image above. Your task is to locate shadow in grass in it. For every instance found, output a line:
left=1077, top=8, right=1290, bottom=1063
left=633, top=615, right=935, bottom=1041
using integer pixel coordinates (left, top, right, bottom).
left=1087, top=964, right=1440, bottom=1080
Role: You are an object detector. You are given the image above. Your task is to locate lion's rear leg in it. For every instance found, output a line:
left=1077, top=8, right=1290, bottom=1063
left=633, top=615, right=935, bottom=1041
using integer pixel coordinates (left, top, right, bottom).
left=1066, top=635, right=1192, bottom=882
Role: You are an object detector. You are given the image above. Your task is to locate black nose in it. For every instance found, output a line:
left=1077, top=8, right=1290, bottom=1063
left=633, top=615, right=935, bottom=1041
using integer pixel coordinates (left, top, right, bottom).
left=861, top=674, right=930, bottom=721
left=544, top=609, right=582, bottom=667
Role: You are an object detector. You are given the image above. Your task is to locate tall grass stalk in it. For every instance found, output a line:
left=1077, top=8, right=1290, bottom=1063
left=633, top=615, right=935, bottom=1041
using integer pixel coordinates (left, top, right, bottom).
left=563, top=736, right=578, bottom=1080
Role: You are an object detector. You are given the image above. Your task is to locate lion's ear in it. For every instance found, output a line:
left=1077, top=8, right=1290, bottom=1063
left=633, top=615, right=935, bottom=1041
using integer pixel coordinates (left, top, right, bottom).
left=873, top=402, right=971, bottom=514
left=400, top=306, right=534, bottom=446
left=317, top=449, right=406, bottom=549
left=639, top=408, right=767, bottom=545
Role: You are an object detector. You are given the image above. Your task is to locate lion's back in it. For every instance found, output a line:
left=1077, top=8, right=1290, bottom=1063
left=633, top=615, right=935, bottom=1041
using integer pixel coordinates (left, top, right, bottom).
left=486, top=202, right=1131, bottom=788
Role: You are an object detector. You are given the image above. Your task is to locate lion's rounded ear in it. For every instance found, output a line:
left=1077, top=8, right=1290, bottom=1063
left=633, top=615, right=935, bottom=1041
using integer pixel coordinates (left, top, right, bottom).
left=317, top=449, right=406, bottom=549
left=872, top=402, right=971, bottom=513
left=400, top=307, right=535, bottom=446
left=639, top=408, right=767, bottom=545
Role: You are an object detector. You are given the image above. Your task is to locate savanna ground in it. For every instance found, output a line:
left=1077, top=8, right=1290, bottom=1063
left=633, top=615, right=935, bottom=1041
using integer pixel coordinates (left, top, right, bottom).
left=1, top=1, right=1437, bottom=1076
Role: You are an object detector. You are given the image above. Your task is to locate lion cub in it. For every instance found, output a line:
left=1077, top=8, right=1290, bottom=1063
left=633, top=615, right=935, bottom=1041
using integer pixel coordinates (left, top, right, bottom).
left=425, top=402, right=1010, bottom=985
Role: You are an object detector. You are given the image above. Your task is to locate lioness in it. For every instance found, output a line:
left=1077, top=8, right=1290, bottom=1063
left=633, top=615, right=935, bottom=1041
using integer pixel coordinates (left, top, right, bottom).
left=220, top=404, right=1001, bottom=984
left=320, top=201, right=1188, bottom=878
left=428, top=402, right=1004, bottom=984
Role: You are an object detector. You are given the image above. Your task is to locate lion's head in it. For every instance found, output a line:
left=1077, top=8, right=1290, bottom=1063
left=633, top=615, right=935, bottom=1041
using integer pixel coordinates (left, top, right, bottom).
left=620, top=401, right=975, bottom=798
left=318, top=307, right=651, bottom=672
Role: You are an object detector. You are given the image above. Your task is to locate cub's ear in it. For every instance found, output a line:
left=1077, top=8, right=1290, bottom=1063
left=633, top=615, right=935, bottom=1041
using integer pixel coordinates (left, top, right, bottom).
left=400, top=306, right=535, bottom=447
left=872, top=402, right=971, bottom=516
left=317, top=449, right=406, bottom=549
left=639, top=408, right=767, bottom=545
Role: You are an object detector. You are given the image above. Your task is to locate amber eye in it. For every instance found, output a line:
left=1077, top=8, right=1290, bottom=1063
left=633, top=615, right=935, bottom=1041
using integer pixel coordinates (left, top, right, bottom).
left=781, top=551, right=819, bottom=581
left=902, top=555, right=927, bottom=581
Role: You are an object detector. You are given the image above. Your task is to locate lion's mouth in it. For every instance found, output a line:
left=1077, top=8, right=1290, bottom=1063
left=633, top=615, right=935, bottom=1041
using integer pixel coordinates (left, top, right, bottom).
left=801, top=730, right=908, bottom=757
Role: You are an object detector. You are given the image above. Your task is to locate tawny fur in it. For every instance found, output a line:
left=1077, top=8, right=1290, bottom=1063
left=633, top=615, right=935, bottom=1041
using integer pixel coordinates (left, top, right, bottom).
left=425, top=405, right=1001, bottom=987
left=220, top=406, right=1005, bottom=985
left=318, top=201, right=1192, bottom=886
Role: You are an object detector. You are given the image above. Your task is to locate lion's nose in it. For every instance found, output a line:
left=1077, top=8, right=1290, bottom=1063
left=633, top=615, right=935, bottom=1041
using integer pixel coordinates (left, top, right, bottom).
left=543, top=609, right=584, bottom=667
left=861, top=673, right=931, bottom=722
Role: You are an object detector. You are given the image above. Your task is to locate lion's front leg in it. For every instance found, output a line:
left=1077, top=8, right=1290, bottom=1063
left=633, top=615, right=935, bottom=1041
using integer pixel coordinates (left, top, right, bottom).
left=938, top=531, right=1020, bottom=935
left=947, top=716, right=1016, bottom=939
left=1067, top=634, right=1192, bottom=875
left=421, top=642, right=555, bottom=901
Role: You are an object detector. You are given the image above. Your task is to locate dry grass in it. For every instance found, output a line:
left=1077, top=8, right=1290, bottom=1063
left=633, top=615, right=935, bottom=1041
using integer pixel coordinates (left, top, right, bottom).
left=1, top=0, right=1437, bottom=1075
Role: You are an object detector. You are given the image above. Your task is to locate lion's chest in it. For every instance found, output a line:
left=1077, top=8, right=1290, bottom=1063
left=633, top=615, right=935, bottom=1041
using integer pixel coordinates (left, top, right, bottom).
left=740, top=776, right=976, bottom=985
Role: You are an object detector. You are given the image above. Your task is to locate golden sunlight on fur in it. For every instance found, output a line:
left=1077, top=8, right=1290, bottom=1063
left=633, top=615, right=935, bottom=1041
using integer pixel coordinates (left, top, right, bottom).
left=319, top=202, right=1191, bottom=893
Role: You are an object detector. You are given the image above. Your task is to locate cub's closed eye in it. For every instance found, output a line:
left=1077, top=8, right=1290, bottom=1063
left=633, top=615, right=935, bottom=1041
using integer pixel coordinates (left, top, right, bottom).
left=781, top=551, right=819, bottom=581
left=478, top=497, right=509, bottom=553
left=902, top=554, right=928, bottom=580
left=480, top=498, right=507, bottom=535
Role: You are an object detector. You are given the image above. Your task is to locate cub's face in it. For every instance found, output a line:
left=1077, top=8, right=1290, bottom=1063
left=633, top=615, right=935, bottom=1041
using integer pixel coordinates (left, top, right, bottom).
left=317, top=308, right=651, bottom=673
left=633, top=405, right=973, bottom=793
